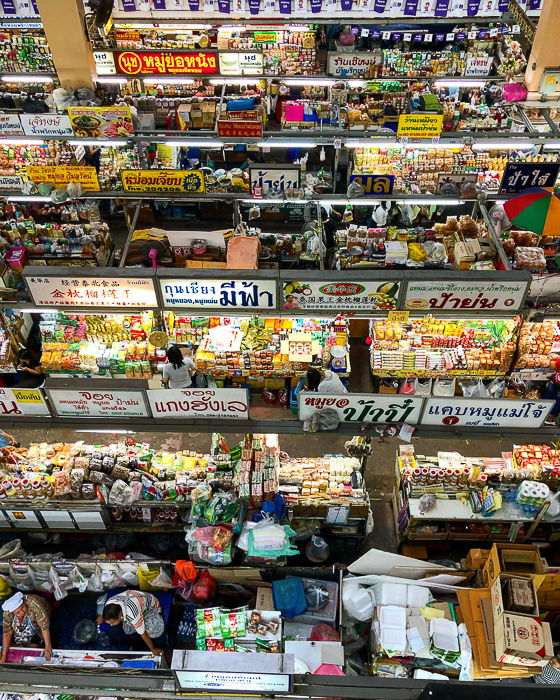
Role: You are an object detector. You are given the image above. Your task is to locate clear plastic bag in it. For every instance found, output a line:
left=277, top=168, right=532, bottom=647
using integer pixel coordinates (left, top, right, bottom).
left=433, top=378, right=456, bottom=397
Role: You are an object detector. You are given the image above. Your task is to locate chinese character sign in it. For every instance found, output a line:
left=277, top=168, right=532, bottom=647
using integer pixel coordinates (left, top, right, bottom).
left=25, top=275, right=158, bottom=308
left=282, top=280, right=399, bottom=312
left=161, top=279, right=277, bottom=310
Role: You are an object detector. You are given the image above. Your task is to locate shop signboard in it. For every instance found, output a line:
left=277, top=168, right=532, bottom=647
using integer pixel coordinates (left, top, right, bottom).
left=0, top=175, right=23, bottom=191
left=499, top=162, right=560, bottom=194
left=93, top=50, right=117, bottom=75
left=540, top=68, right=560, bottom=97
left=282, top=279, right=399, bottom=312
left=464, top=55, right=494, bottom=76
left=0, top=388, right=50, bottom=417
left=298, top=393, right=424, bottom=424
left=20, top=114, right=73, bottom=137
left=349, top=174, right=394, bottom=195
left=249, top=164, right=300, bottom=194
left=0, top=114, right=23, bottom=136
left=420, top=398, right=554, bottom=428
left=403, top=279, right=529, bottom=312
left=67, top=105, right=134, bottom=137
left=147, top=388, right=249, bottom=419
left=115, top=50, right=219, bottom=75
left=175, top=671, right=290, bottom=693
left=397, top=114, right=443, bottom=138
left=160, top=278, right=277, bottom=310
left=219, top=51, right=264, bottom=75
left=25, top=166, right=100, bottom=192
left=254, top=32, right=277, bottom=43
left=25, top=274, right=158, bottom=308
left=47, top=389, right=150, bottom=418
left=121, top=169, right=205, bottom=194
left=217, top=120, right=263, bottom=138
left=327, top=52, right=381, bottom=77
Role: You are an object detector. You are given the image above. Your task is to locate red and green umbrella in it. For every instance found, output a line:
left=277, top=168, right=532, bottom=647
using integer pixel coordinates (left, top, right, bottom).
left=503, top=187, right=560, bottom=236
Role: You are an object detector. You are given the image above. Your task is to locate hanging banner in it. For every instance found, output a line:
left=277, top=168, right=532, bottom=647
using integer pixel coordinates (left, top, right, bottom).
left=404, top=0, right=418, bottom=13
left=499, top=162, right=560, bottom=194
left=421, top=398, right=553, bottom=428
left=48, top=389, right=150, bottom=418
left=160, top=278, right=277, bottom=310
left=67, top=105, right=134, bottom=138
left=403, top=279, right=529, bottom=312
left=20, top=114, right=73, bottom=137
left=25, top=166, right=100, bottom=192
left=328, top=53, right=381, bottom=77
left=148, top=388, right=249, bottom=419
left=349, top=174, right=394, bottom=195
left=298, top=394, right=424, bottom=424
left=434, top=0, right=450, bottom=15
left=282, top=279, right=399, bottom=312
left=397, top=114, right=443, bottom=138
left=0, top=388, right=50, bottom=417
left=25, top=274, right=158, bottom=308
left=0, top=115, right=23, bottom=136
left=121, top=169, right=205, bottom=194
left=115, top=51, right=219, bottom=75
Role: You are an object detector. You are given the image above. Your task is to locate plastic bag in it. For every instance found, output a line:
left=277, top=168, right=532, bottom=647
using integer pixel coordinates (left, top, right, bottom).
left=399, top=380, right=415, bottom=395
left=342, top=582, right=375, bottom=622
left=272, top=577, right=307, bottom=619
left=9, top=563, right=33, bottom=590
left=310, top=623, right=340, bottom=642
left=487, top=378, right=505, bottom=398
left=0, top=539, right=25, bottom=560
left=413, top=378, right=432, bottom=397
left=303, top=408, right=339, bottom=432
left=49, top=565, right=68, bottom=601
left=150, top=568, right=173, bottom=590
left=460, top=379, right=489, bottom=399
left=191, top=570, right=216, bottom=603
left=86, top=565, right=104, bottom=593
left=433, top=378, right=456, bottom=397
left=138, top=564, right=163, bottom=591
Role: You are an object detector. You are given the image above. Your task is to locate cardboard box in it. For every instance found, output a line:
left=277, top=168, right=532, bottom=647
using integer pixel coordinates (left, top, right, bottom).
left=465, top=548, right=489, bottom=571
left=483, top=544, right=545, bottom=590
left=491, top=574, right=539, bottom=619
left=494, top=612, right=553, bottom=667
left=255, top=585, right=274, bottom=611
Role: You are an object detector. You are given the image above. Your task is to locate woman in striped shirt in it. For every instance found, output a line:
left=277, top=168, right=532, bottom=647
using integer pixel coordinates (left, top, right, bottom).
left=98, top=590, right=163, bottom=655
left=535, top=653, right=560, bottom=684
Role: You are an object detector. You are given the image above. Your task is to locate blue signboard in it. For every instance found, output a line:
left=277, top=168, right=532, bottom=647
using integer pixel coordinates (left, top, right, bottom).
left=349, top=174, right=395, bottom=195
left=500, top=162, right=560, bottom=194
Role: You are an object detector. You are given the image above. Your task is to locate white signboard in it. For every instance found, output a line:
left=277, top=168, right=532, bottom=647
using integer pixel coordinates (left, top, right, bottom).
left=20, top=114, right=74, bottom=137
left=282, top=279, right=399, bottom=312
left=0, top=388, right=50, bottom=417
left=26, top=274, right=158, bottom=308
left=175, top=671, right=290, bottom=693
left=160, top=278, right=277, bottom=310
left=0, top=114, right=23, bottom=136
left=0, top=176, right=23, bottom=191
left=48, top=389, right=150, bottom=418
left=7, top=510, right=41, bottom=528
left=298, top=393, right=424, bottom=424
left=93, top=50, right=117, bottom=75
left=328, top=52, right=381, bottom=77
left=421, top=398, right=553, bottom=428
left=148, top=388, right=249, bottom=419
left=403, top=280, right=528, bottom=312
left=249, top=164, right=300, bottom=195
left=219, top=52, right=264, bottom=75
left=464, top=55, right=494, bottom=76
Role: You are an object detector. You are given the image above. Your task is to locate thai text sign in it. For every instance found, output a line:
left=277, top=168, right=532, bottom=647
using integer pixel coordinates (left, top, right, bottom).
left=115, top=50, right=218, bottom=75
left=0, top=114, right=23, bottom=136
left=68, top=105, right=134, bottom=137
left=0, top=388, right=49, bottom=417
left=219, top=51, right=263, bottom=75
left=282, top=279, right=399, bottom=312
left=148, top=388, right=249, bottom=419
left=0, top=175, right=23, bottom=191
left=217, top=120, right=263, bottom=138
left=349, top=174, right=394, bottom=195
left=298, top=393, right=424, bottom=424
left=249, top=165, right=300, bottom=194
left=48, top=389, right=149, bottom=418
left=397, top=114, right=443, bottom=138
left=403, top=280, right=528, bottom=312
left=464, top=55, right=493, bottom=76
left=421, top=398, right=553, bottom=428
left=160, top=278, right=277, bottom=310
left=121, top=169, right=205, bottom=193
left=25, top=275, right=158, bottom=308
left=25, top=166, right=100, bottom=192
left=20, top=114, right=73, bottom=137
left=327, top=52, right=381, bottom=77
left=499, top=162, right=560, bottom=194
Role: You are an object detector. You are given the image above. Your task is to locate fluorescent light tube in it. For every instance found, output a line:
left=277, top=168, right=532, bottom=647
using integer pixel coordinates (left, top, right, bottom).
left=472, top=141, right=534, bottom=150
left=0, top=139, right=44, bottom=145
left=96, top=77, right=128, bottom=84
left=19, top=308, right=58, bottom=313
left=210, top=78, right=261, bottom=85
left=434, top=80, right=485, bottom=88
left=7, top=196, right=52, bottom=202
left=143, top=77, right=195, bottom=85
left=162, top=140, right=224, bottom=148
left=242, top=198, right=307, bottom=203
left=1, top=75, right=53, bottom=83
left=257, top=141, right=317, bottom=148
left=71, top=140, right=129, bottom=147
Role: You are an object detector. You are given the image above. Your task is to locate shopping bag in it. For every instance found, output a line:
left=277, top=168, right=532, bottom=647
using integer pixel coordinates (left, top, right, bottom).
left=433, top=378, right=456, bottom=397
left=413, top=378, right=432, bottom=397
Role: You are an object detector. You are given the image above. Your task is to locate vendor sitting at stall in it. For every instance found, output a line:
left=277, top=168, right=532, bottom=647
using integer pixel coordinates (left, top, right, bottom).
left=0, top=592, right=52, bottom=662
left=97, top=590, right=164, bottom=656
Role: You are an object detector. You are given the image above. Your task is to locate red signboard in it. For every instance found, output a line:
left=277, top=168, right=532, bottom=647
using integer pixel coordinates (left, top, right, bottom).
left=217, top=120, right=263, bottom=138
left=115, top=51, right=218, bottom=75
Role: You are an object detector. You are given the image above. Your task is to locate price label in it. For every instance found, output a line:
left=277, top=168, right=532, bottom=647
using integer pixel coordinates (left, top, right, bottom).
left=388, top=310, right=410, bottom=322
left=446, top=33, right=455, bottom=41
left=512, top=24, right=521, bottom=34
left=142, top=508, right=151, bottom=523
left=361, top=28, right=370, bottom=37
left=424, top=33, right=433, bottom=42
left=382, top=31, right=391, bottom=39
left=468, top=31, right=477, bottom=39
left=490, top=28, right=499, bottom=37
left=404, top=33, right=412, bottom=41
left=326, top=505, right=350, bottom=525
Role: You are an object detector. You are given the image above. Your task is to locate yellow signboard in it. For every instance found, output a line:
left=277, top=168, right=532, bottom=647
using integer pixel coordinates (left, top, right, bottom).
left=121, top=169, right=205, bottom=194
left=397, top=114, right=443, bottom=139
left=25, top=166, right=100, bottom=191
left=12, top=389, right=44, bottom=404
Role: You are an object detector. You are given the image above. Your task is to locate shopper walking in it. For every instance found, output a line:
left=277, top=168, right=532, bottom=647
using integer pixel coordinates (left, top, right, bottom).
left=1, top=592, right=52, bottom=661
left=98, top=590, right=164, bottom=656
left=544, top=359, right=560, bottom=425
left=161, top=344, right=196, bottom=389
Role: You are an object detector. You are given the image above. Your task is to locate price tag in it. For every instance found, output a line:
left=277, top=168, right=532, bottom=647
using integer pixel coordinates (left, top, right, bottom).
left=552, top=341, right=560, bottom=353
left=404, top=33, right=412, bottom=41
left=142, top=508, right=151, bottom=523
left=326, top=505, right=349, bottom=525
left=424, top=33, right=433, bottom=42
left=446, top=33, right=455, bottom=41
left=388, top=310, right=410, bottom=322
left=490, top=27, right=499, bottom=37
left=382, top=31, right=391, bottom=39
left=361, top=28, right=370, bottom=37
left=512, top=24, right=521, bottom=33
left=432, top=136, right=440, bottom=143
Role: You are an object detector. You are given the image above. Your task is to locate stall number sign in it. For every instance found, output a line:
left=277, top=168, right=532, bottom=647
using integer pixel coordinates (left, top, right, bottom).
left=403, top=280, right=529, bottom=312
left=20, top=114, right=73, bottom=137
left=421, top=398, right=554, bottom=428
left=160, top=278, right=277, bottom=310
left=48, top=389, right=150, bottom=418
left=148, top=388, right=249, bottom=419
left=25, top=275, right=158, bottom=308
left=500, top=162, right=560, bottom=194
left=349, top=174, right=394, bottom=195
left=464, top=56, right=494, bottom=76
left=282, top=280, right=399, bottom=312
left=298, top=393, right=424, bottom=424
left=93, top=51, right=117, bottom=75
left=219, top=52, right=263, bottom=75
left=0, top=388, right=49, bottom=416
left=397, top=114, right=443, bottom=138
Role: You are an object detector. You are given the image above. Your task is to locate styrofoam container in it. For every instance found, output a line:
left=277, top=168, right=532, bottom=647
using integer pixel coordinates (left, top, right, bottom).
left=380, top=626, right=406, bottom=652
left=374, top=583, right=407, bottom=607
left=406, top=585, right=431, bottom=608
left=430, top=618, right=459, bottom=652
left=379, top=605, right=406, bottom=628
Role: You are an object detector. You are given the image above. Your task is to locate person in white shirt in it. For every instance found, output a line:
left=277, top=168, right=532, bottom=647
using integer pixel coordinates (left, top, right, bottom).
left=162, top=344, right=196, bottom=389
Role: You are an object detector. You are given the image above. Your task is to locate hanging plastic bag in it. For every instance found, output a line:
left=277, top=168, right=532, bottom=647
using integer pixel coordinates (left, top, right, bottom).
left=548, top=491, right=560, bottom=518
left=86, top=565, right=104, bottom=593
left=150, top=568, right=173, bottom=590
left=460, top=378, right=489, bottom=399
left=399, top=379, right=415, bottom=395
left=0, top=539, right=25, bottom=560
left=433, top=378, right=456, bottom=397
left=49, top=565, right=68, bottom=601
left=138, top=564, right=163, bottom=591
left=413, top=378, right=432, bottom=397
left=272, top=577, right=307, bottom=619
left=191, top=570, right=217, bottom=603
left=487, top=378, right=506, bottom=398
left=9, top=563, right=33, bottom=591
